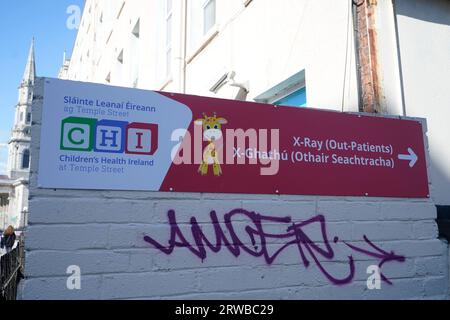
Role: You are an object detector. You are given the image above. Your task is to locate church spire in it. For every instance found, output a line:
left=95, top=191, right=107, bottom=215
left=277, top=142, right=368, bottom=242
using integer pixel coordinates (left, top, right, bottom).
left=21, top=38, right=36, bottom=87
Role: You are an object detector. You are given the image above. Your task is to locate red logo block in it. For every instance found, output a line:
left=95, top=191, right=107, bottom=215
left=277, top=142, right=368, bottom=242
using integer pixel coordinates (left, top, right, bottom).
left=125, top=123, right=159, bottom=155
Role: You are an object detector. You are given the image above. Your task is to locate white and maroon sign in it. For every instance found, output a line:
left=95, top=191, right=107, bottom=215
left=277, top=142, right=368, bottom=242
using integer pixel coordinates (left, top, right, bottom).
left=38, top=78, right=192, bottom=191
left=38, top=78, right=429, bottom=198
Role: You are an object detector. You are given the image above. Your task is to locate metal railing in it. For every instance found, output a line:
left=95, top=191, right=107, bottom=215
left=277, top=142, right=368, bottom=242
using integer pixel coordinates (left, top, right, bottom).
left=0, top=235, right=25, bottom=300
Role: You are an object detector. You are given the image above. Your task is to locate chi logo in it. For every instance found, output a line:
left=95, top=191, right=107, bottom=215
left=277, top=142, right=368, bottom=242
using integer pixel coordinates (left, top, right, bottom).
left=60, top=117, right=158, bottom=155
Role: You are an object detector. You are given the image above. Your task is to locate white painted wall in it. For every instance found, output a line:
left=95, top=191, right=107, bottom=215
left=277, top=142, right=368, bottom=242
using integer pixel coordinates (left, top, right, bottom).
left=67, top=0, right=359, bottom=112
left=21, top=78, right=449, bottom=299
left=67, top=0, right=166, bottom=89
left=184, top=0, right=359, bottom=112
left=394, top=0, right=450, bottom=205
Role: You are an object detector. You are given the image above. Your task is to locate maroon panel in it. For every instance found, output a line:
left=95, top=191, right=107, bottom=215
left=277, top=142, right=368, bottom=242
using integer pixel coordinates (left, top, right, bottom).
left=159, top=92, right=429, bottom=198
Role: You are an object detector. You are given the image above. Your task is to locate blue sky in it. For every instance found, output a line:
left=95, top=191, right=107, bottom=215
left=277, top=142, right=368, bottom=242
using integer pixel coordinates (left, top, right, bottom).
left=0, top=0, right=85, bottom=174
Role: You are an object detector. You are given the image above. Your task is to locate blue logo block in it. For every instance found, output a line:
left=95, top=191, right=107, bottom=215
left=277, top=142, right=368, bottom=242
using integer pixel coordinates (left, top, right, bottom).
left=94, top=120, right=128, bottom=153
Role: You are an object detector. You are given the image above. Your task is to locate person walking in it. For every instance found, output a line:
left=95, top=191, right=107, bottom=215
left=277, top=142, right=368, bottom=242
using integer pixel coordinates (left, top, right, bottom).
left=1, top=225, right=16, bottom=254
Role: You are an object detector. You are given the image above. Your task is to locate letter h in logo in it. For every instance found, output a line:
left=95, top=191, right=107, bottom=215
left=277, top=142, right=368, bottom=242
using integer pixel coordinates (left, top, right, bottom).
left=94, top=120, right=127, bottom=153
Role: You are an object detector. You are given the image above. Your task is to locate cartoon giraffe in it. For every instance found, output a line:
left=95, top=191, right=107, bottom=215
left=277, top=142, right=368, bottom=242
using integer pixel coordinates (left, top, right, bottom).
left=194, top=113, right=228, bottom=176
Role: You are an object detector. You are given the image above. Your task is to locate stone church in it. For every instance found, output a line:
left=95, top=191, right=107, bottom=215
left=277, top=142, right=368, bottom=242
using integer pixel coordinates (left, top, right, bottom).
left=0, top=40, right=34, bottom=231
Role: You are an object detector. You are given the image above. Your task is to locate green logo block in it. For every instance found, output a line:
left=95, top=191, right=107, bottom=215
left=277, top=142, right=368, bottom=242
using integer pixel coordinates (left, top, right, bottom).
left=60, top=117, right=97, bottom=151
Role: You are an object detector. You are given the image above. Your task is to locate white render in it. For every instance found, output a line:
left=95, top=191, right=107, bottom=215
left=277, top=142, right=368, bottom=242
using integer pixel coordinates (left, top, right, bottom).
left=393, top=0, right=450, bottom=205
left=64, top=0, right=359, bottom=110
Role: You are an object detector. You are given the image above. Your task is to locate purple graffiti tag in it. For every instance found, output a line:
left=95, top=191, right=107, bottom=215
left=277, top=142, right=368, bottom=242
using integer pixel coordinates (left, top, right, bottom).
left=344, top=236, right=405, bottom=285
left=143, top=209, right=405, bottom=285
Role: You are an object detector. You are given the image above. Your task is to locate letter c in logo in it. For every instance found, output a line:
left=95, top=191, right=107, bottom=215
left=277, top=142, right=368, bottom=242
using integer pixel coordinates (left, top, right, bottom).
left=68, top=127, right=85, bottom=145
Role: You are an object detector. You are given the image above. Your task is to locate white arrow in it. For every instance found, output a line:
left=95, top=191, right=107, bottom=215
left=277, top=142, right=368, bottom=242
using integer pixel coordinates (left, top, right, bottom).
left=398, top=147, right=418, bottom=168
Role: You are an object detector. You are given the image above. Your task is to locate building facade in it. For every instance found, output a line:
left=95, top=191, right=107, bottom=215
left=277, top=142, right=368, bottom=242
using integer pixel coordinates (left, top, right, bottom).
left=61, top=0, right=450, bottom=208
left=0, top=40, right=34, bottom=231
left=20, top=0, right=450, bottom=299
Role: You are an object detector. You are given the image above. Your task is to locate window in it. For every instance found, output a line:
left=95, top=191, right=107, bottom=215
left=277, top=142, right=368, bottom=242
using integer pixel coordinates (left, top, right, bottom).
left=273, top=87, right=307, bottom=107
left=165, top=0, right=173, bottom=77
left=26, top=112, right=31, bottom=123
left=131, top=19, right=140, bottom=85
left=117, top=1, right=125, bottom=19
left=117, top=50, right=124, bottom=64
left=132, top=19, right=140, bottom=38
left=22, top=149, right=30, bottom=169
left=254, top=70, right=307, bottom=107
left=188, top=0, right=217, bottom=51
left=0, top=195, right=8, bottom=207
left=106, top=30, right=113, bottom=44
left=203, top=0, right=216, bottom=35
left=20, top=112, right=23, bottom=122
left=116, top=50, right=124, bottom=85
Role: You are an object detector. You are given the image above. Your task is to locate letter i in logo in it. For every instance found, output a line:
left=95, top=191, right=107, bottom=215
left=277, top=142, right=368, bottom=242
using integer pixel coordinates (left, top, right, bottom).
left=125, top=123, right=158, bottom=155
